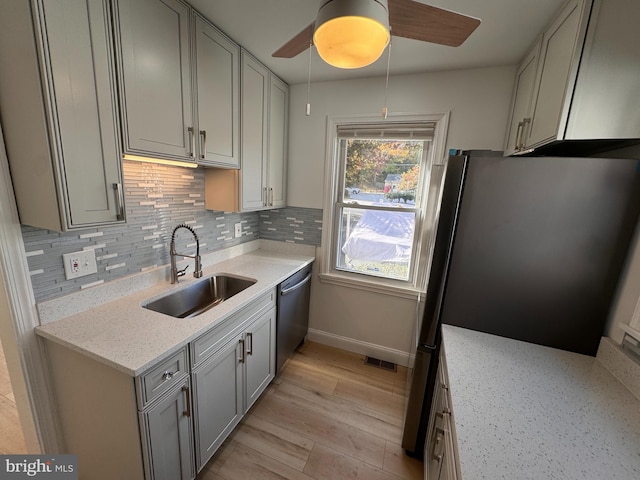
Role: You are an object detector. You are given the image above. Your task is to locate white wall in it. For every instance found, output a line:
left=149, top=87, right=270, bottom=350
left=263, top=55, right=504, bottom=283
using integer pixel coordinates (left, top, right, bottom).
left=287, top=66, right=516, bottom=209
left=287, top=66, right=516, bottom=361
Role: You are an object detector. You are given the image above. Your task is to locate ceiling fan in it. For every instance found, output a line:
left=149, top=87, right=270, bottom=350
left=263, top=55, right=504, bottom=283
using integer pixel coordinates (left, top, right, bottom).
left=272, top=0, right=481, bottom=69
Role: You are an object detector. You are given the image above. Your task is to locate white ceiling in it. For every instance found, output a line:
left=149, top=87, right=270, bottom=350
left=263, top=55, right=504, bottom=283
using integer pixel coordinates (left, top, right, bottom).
left=188, top=0, right=567, bottom=85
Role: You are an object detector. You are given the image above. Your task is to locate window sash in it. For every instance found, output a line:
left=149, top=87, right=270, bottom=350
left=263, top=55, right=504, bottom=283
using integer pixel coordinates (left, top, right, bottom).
left=330, top=133, right=430, bottom=284
left=333, top=203, right=421, bottom=282
left=320, top=113, right=450, bottom=295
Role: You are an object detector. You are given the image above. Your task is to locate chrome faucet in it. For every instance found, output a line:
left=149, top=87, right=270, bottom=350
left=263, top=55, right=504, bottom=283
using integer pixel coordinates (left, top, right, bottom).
left=170, top=224, right=203, bottom=284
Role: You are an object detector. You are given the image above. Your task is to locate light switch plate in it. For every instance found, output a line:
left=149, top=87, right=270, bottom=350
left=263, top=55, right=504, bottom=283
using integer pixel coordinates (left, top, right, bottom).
left=234, top=223, right=242, bottom=238
left=63, top=250, right=98, bottom=280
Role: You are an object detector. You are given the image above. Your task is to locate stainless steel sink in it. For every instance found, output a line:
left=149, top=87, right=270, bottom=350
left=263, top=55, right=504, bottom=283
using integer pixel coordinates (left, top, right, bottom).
left=142, top=274, right=256, bottom=318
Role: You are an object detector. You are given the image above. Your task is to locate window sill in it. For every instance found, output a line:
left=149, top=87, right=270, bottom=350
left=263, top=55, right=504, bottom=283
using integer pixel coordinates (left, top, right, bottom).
left=318, top=272, right=423, bottom=300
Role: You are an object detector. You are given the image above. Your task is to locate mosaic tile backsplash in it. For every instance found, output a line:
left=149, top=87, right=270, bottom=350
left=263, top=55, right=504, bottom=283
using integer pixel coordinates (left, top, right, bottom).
left=22, top=160, right=322, bottom=303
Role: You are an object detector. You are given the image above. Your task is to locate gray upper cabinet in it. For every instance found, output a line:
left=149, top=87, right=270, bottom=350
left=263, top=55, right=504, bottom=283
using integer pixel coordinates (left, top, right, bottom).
left=267, top=76, right=289, bottom=209
left=241, top=52, right=270, bottom=210
left=505, top=0, right=640, bottom=154
left=503, top=43, right=540, bottom=156
left=114, top=0, right=241, bottom=167
left=0, top=0, right=125, bottom=231
left=193, top=14, right=240, bottom=168
left=114, top=0, right=195, bottom=162
left=564, top=0, right=640, bottom=140
left=525, top=0, right=586, bottom=149
left=204, top=52, right=288, bottom=212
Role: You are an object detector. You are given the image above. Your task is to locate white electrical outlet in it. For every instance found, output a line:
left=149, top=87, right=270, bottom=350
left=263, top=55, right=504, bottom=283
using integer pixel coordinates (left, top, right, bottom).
left=234, top=223, right=242, bottom=238
left=63, top=250, right=98, bottom=280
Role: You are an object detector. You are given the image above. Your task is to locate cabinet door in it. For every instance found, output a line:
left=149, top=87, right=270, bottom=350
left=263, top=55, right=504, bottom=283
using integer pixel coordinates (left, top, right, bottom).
left=503, top=42, right=540, bottom=155
left=194, top=14, right=240, bottom=168
left=192, top=334, right=243, bottom=470
left=141, top=379, right=195, bottom=480
left=244, top=307, right=276, bottom=411
left=526, top=0, right=585, bottom=148
left=115, top=0, right=194, bottom=161
left=425, top=380, right=445, bottom=479
left=38, top=0, right=124, bottom=228
left=241, top=51, right=269, bottom=211
left=268, top=75, right=289, bottom=208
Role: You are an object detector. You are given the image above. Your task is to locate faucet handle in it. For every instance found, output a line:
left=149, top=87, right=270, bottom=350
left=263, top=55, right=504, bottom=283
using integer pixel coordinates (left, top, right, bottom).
left=177, top=265, right=189, bottom=278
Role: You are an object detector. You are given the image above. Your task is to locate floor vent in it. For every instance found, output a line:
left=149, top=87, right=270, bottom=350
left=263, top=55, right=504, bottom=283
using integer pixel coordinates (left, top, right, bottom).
left=364, top=356, right=397, bottom=372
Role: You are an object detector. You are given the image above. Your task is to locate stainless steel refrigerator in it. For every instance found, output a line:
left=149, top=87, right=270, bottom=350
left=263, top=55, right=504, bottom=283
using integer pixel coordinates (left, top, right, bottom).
left=402, top=150, right=640, bottom=457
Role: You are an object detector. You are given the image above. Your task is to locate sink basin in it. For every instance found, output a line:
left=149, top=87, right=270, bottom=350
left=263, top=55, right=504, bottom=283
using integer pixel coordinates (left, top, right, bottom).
left=143, top=274, right=257, bottom=318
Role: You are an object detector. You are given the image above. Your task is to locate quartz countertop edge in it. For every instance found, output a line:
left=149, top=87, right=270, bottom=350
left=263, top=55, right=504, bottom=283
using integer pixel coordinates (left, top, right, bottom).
left=35, top=250, right=314, bottom=377
left=441, top=324, right=640, bottom=480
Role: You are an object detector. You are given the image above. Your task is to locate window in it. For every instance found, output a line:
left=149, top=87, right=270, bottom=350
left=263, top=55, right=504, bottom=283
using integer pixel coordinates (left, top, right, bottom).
left=321, top=114, right=449, bottom=295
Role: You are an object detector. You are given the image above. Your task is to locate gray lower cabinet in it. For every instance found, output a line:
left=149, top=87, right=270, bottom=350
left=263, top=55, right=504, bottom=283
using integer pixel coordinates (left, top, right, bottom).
left=192, top=305, right=276, bottom=471
left=425, top=349, right=460, bottom=480
left=140, top=378, right=195, bottom=480
left=0, top=0, right=125, bottom=231
left=42, top=289, right=276, bottom=479
left=245, top=307, right=277, bottom=409
left=192, top=332, right=244, bottom=469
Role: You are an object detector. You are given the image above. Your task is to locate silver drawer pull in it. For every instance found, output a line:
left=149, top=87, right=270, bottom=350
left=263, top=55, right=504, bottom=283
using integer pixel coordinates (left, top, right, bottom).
left=162, top=371, right=174, bottom=381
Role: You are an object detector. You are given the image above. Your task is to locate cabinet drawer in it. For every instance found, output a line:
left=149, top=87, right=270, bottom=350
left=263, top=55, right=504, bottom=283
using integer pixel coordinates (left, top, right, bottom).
left=137, top=347, right=189, bottom=409
left=191, top=289, right=275, bottom=367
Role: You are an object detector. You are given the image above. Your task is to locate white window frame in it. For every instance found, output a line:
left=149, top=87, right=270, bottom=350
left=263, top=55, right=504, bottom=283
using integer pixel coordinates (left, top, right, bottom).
left=319, top=112, right=450, bottom=298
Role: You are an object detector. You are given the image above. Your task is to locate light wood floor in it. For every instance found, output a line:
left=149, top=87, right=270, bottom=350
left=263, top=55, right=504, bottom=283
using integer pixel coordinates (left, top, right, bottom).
left=0, top=340, right=27, bottom=454
left=197, top=341, right=423, bottom=480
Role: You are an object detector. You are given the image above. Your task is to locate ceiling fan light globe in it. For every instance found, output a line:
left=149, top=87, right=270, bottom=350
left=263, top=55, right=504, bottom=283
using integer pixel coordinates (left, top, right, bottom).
left=314, top=16, right=389, bottom=68
left=313, top=0, right=390, bottom=69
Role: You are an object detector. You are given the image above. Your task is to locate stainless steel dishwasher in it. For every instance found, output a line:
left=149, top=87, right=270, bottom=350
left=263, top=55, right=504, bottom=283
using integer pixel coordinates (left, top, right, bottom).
left=276, top=264, right=312, bottom=373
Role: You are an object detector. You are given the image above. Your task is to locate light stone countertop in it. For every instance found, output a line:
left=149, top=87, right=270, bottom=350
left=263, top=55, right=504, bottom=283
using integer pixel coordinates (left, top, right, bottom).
left=441, top=324, right=640, bottom=480
left=35, top=248, right=314, bottom=377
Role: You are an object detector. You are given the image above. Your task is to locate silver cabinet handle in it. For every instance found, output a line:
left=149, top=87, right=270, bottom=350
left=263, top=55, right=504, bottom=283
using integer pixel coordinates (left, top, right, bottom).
left=162, top=371, right=174, bottom=381
left=269, top=187, right=274, bottom=206
left=181, top=385, right=191, bottom=417
left=431, top=426, right=445, bottom=462
left=515, top=121, right=524, bottom=151
left=263, top=187, right=268, bottom=207
left=246, top=332, right=253, bottom=356
left=187, top=126, right=195, bottom=157
left=112, top=183, right=125, bottom=221
left=239, top=338, right=246, bottom=363
left=199, top=130, right=206, bottom=159
left=520, top=117, right=531, bottom=150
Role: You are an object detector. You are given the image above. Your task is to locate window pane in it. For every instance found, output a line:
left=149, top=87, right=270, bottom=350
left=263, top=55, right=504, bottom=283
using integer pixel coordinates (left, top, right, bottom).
left=337, top=206, right=416, bottom=281
left=342, top=139, right=425, bottom=208
left=336, top=138, right=426, bottom=281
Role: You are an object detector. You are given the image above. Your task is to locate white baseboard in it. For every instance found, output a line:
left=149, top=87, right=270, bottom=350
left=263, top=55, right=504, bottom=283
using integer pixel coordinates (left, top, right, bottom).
left=307, top=328, right=413, bottom=367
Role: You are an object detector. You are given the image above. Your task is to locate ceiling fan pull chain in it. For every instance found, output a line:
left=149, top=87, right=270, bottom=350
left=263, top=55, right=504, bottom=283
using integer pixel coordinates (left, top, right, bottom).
left=306, top=38, right=312, bottom=116
left=382, top=37, right=392, bottom=119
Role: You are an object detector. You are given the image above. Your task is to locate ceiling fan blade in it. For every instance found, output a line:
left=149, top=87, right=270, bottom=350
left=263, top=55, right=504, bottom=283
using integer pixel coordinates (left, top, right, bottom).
left=388, top=0, right=481, bottom=47
left=272, top=22, right=315, bottom=58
